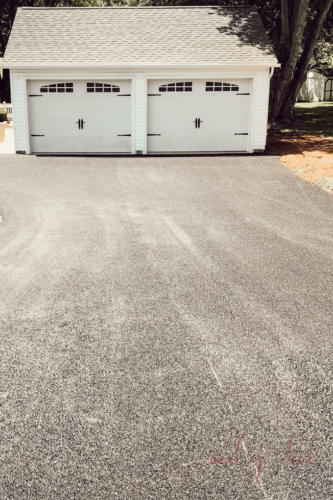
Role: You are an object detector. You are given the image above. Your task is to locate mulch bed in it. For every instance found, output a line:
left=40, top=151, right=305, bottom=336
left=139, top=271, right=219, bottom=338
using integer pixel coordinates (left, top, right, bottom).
left=266, top=132, right=333, bottom=194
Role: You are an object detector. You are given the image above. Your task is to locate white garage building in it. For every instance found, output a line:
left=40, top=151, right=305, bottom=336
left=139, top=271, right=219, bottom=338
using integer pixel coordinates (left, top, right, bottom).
left=3, top=6, right=279, bottom=155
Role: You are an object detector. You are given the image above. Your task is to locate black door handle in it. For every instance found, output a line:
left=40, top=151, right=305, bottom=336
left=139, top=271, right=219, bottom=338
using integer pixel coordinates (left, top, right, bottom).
left=76, top=119, right=81, bottom=130
left=194, top=118, right=198, bottom=129
left=198, top=118, right=203, bottom=129
left=81, top=119, right=85, bottom=129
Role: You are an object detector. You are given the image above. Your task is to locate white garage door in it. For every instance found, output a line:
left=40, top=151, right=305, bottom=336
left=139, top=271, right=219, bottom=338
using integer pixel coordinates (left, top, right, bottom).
left=28, top=80, right=132, bottom=153
left=147, top=79, right=251, bottom=153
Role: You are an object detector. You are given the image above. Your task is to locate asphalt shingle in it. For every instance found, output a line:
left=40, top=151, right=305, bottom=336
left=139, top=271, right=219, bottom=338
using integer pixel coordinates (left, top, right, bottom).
left=3, top=6, right=278, bottom=67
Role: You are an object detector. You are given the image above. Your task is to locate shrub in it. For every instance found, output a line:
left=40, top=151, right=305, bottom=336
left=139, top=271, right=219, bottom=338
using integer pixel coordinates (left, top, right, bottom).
left=0, top=109, right=7, bottom=122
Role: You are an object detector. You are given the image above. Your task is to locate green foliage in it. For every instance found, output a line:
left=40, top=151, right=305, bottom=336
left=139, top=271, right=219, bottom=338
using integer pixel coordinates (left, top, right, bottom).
left=0, top=108, right=7, bottom=122
left=285, top=102, right=333, bottom=137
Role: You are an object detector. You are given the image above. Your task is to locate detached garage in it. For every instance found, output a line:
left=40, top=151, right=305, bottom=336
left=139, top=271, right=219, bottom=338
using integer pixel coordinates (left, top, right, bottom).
left=3, top=6, right=279, bottom=155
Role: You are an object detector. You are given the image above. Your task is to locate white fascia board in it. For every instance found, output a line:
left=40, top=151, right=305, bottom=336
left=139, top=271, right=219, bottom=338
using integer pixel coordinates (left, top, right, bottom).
left=4, top=63, right=281, bottom=70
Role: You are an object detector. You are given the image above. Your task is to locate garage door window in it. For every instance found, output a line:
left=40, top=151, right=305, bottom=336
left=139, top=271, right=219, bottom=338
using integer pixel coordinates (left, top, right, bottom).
left=87, top=83, right=120, bottom=93
left=159, top=82, right=192, bottom=92
left=40, top=83, right=73, bottom=93
left=206, top=82, right=239, bottom=92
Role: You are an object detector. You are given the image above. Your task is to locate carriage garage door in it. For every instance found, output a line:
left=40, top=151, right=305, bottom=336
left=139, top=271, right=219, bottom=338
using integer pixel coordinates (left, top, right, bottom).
left=147, top=79, right=252, bottom=153
left=27, top=80, right=132, bottom=154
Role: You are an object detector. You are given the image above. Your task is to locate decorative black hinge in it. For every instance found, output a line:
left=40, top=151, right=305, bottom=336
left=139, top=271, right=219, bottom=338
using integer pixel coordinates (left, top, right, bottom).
left=117, top=94, right=131, bottom=97
left=148, top=94, right=161, bottom=96
left=118, top=134, right=131, bottom=137
left=147, top=134, right=161, bottom=136
left=235, top=133, right=248, bottom=135
left=29, top=95, right=43, bottom=97
left=31, top=134, right=44, bottom=137
left=237, top=93, right=250, bottom=95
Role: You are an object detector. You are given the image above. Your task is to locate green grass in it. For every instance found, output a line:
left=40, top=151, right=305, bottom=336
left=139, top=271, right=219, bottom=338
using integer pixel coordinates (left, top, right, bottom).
left=281, top=102, right=333, bottom=138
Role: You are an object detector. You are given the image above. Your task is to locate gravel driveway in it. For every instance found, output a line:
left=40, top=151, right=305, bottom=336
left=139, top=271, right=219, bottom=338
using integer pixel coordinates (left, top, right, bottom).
left=0, top=155, right=332, bottom=499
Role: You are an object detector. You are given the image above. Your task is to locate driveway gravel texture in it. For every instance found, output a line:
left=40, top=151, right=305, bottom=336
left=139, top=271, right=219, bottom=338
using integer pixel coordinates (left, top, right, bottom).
left=0, top=155, right=332, bottom=499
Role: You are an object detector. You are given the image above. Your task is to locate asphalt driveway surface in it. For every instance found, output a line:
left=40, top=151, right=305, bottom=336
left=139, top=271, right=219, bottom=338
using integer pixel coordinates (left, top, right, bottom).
left=0, top=155, right=332, bottom=499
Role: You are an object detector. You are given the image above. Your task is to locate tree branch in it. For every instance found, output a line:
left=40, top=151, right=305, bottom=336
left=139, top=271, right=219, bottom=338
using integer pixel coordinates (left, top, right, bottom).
left=280, top=0, right=333, bottom=117
left=290, top=0, right=304, bottom=41
left=280, top=0, right=309, bottom=82
left=280, top=0, right=290, bottom=46
left=295, top=0, right=333, bottom=88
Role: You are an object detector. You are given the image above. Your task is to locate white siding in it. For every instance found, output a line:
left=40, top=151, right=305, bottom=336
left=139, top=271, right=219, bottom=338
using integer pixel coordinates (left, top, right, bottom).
left=11, top=71, right=27, bottom=152
left=135, top=74, right=146, bottom=152
left=253, top=70, right=270, bottom=151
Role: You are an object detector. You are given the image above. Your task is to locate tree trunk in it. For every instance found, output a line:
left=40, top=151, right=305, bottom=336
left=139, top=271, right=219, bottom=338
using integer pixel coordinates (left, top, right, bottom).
left=280, top=0, right=290, bottom=48
left=270, top=0, right=333, bottom=126
left=270, top=0, right=310, bottom=124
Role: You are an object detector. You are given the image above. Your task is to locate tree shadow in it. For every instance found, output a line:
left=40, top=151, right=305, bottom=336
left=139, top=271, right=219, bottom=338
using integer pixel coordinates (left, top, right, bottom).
left=266, top=132, right=333, bottom=156
left=209, top=7, right=275, bottom=58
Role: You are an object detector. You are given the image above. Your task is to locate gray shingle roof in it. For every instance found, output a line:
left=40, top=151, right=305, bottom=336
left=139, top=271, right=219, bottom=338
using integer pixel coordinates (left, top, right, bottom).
left=3, top=7, right=278, bottom=68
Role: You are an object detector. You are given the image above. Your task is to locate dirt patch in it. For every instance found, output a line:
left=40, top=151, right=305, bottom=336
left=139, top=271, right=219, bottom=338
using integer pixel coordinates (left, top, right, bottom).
left=266, top=132, right=333, bottom=194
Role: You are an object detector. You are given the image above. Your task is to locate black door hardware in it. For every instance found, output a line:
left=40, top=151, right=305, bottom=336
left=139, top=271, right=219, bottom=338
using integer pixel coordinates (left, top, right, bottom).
left=147, top=134, right=161, bottom=136
left=198, top=118, right=203, bottom=129
left=118, top=134, right=131, bottom=137
left=117, top=94, right=131, bottom=97
left=31, top=135, right=44, bottom=137
left=194, top=118, right=198, bottom=128
left=29, top=95, right=43, bottom=97
left=235, top=133, right=248, bottom=135
left=148, top=94, right=161, bottom=96
left=237, top=93, right=250, bottom=95
left=76, top=119, right=81, bottom=130
left=80, top=119, right=85, bottom=129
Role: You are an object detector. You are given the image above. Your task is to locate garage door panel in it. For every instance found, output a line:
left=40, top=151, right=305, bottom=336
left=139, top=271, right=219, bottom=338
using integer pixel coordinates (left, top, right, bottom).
left=156, top=99, right=193, bottom=115
left=147, top=79, right=251, bottom=153
left=149, top=116, right=193, bottom=133
left=203, top=95, right=250, bottom=115
left=43, top=98, right=75, bottom=115
left=148, top=135, right=193, bottom=152
left=203, top=97, right=235, bottom=114
left=43, top=137, right=77, bottom=151
left=44, top=118, right=77, bottom=133
left=234, top=135, right=249, bottom=150
left=86, top=136, right=131, bottom=152
left=107, top=117, right=131, bottom=134
left=203, top=116, right=238, bottom=132
left=106, top=118, right=121, bottom=132
left=85, top=97, right=125, bottom=115
left=30, top=116, right=77, bottom=135
left=28, top=80, right=132, bottom=153
left=202, top=116, right=248, bottom=134
left=202, top=134, right=247, bottom=151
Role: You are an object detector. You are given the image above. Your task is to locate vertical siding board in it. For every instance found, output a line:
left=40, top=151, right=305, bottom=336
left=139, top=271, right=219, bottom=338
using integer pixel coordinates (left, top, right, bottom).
left=135, top=74, right=145, bottom=152
left=253, top=70, right=270, bottom=150
left=11, top=71, right=27, bottom=152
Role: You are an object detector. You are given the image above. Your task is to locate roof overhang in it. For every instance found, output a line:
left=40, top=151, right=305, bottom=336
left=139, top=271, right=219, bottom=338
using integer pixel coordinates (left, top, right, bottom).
left=4, top=63, right=281, bottom=70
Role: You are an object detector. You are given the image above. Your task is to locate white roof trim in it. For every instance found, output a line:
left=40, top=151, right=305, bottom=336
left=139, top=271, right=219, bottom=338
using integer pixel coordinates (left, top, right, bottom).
left=5, top=64, right=281, bottom=70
